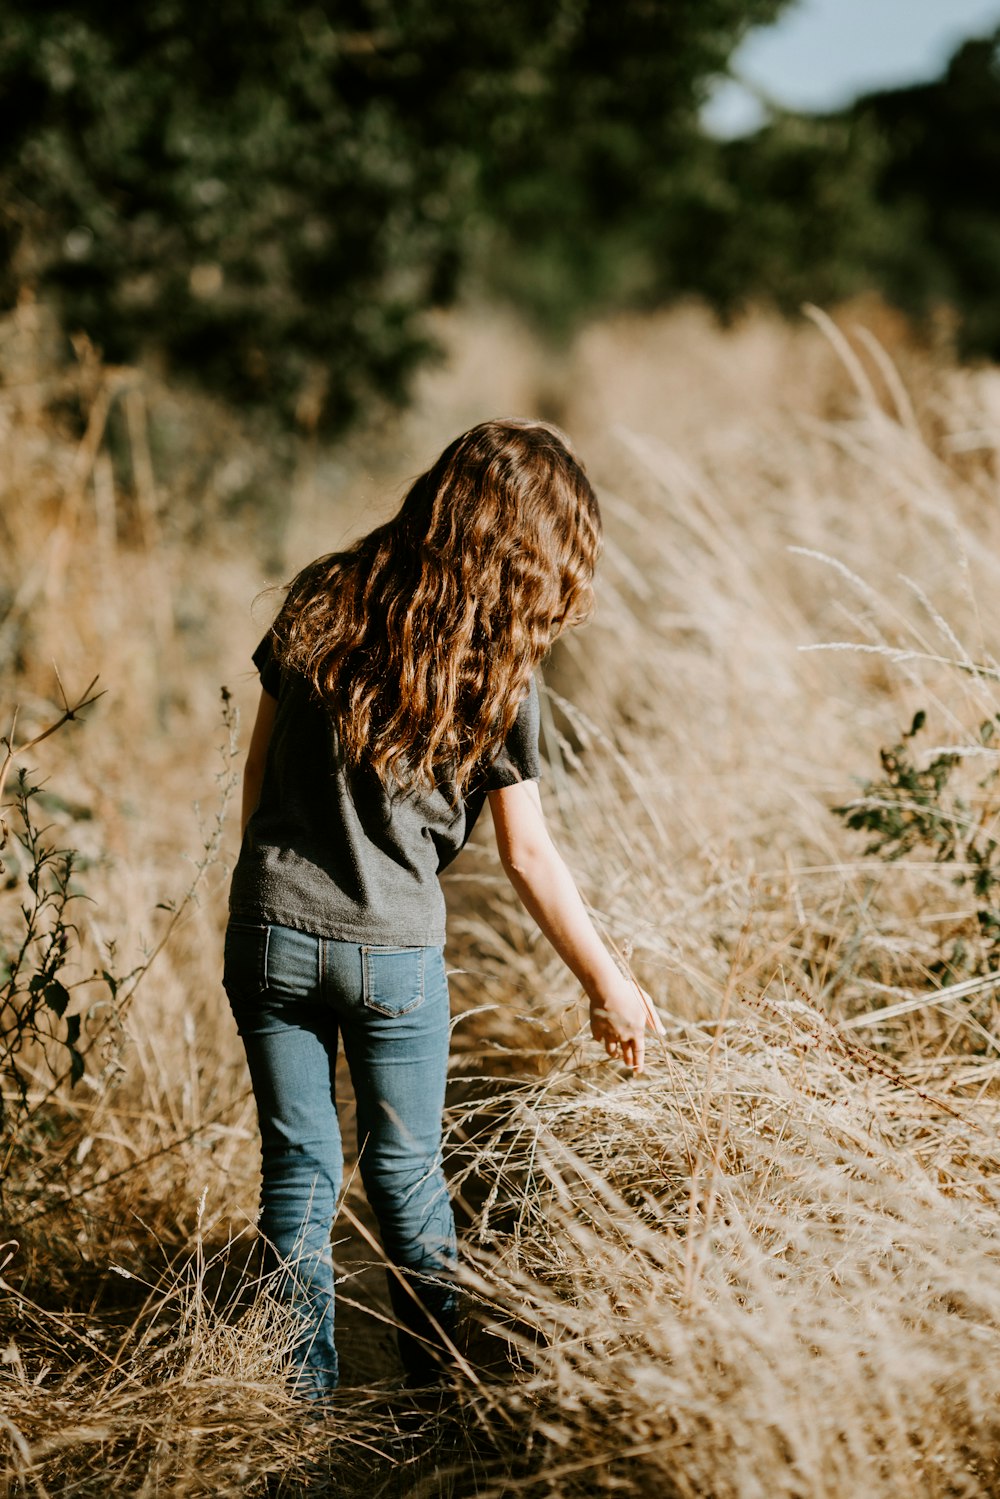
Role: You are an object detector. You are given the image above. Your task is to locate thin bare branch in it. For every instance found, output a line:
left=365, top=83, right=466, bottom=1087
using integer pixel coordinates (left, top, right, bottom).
left=0, top=676, right=104, bottom=830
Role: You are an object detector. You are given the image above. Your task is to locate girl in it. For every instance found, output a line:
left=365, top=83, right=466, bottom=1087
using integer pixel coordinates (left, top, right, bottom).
left=223, top=418, right=662, bottom=1400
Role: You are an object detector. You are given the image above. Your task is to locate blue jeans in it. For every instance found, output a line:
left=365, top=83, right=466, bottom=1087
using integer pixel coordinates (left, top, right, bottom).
left=223, top=921, right=457, bottom=1399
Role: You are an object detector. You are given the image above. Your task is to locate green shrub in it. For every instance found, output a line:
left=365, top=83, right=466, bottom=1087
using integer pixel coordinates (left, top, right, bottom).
left=834, top=709, right=1000, bottom=986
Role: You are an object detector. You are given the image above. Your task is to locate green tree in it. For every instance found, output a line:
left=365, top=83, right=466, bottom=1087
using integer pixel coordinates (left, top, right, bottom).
left=0, top=0, right=788, bottom=430
left=639, top=113, right=898, bottom=321
left=626, top=29, right=1000, bottom=361
left=850, top=30, right=1000, bottom=360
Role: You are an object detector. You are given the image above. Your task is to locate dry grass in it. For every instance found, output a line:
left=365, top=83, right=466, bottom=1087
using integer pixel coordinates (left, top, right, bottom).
left=2, top=295, right=1000, bottom=1496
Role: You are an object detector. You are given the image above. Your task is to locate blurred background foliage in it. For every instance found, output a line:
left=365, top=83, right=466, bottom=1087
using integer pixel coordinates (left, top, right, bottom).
left=1, top=2, right=998, bottom=433
left=673, top=30, right=1000, bottom=348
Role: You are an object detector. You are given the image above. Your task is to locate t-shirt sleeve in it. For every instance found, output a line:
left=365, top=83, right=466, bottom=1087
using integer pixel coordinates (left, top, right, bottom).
left=480, top=676, right=542, bottom=792
left=252, top=632, right=283, bottom=699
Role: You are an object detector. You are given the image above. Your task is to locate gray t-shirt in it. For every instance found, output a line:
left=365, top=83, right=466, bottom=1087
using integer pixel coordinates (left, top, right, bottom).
left=228, top=634, right=542, bottom=945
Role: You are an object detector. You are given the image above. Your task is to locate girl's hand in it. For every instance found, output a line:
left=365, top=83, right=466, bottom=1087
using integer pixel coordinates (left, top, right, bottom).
left=488, top=782, right=668, bottom=1076
left=589, top=976, right=666, bottom=1075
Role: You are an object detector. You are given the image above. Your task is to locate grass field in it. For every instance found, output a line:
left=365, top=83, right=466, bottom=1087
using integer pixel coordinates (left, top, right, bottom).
left=2, top=297, right=999, bottom=1497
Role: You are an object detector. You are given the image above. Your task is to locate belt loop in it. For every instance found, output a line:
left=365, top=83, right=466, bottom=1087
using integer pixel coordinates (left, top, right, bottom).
left=318, top=933, right=326, bottom=995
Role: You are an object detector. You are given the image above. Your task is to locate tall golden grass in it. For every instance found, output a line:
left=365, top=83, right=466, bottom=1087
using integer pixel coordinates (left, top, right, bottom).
left=1, top=295, right=999, bottom=1496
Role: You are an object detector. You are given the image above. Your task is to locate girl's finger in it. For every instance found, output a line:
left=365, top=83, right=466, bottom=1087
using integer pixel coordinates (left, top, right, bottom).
left=635, top=985, right=667, bottom=1036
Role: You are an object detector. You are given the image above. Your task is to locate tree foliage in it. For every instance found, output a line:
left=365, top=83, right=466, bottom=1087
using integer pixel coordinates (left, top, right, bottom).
left=0, top=0, right=786, bottom=429
left=635, top=30, right=1000, bottom=359
left=851, top=30, right=1000, bottom=360
left=3, top=7, right=996, bottom=427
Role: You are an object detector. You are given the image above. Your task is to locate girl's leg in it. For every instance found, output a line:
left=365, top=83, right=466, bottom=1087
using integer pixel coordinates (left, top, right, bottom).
left=330, top=941, right=457, bottom=1384
left=224, top=922, right=342, bottom=1400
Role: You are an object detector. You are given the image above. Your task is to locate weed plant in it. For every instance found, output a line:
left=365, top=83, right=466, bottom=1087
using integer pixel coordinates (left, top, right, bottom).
left=834, top=708, right=1000, bottom=988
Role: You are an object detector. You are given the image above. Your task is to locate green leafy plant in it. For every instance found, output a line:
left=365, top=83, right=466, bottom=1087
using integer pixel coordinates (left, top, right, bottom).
left=1, top=772, right=94, bottom=1116
left=833, top=708, right=1000, bottom=984
left=0, top=680, right=117, bottom=1186
left=0, top=680, right=239, bottom=1203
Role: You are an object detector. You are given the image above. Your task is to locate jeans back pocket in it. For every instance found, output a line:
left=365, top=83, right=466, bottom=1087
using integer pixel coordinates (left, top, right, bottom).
left=223, top=921, right=270, bottom=1002
left=361, top=946, right=425, bottom=1016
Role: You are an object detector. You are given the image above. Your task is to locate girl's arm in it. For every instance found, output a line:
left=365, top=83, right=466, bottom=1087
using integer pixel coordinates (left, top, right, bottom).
left=241, top=688, right=277, bottom=834
left=488, top=778, right=664, bottom=1073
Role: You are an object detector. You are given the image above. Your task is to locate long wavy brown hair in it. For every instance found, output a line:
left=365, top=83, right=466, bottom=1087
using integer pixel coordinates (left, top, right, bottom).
left=271, top=417, right=601, bottom=792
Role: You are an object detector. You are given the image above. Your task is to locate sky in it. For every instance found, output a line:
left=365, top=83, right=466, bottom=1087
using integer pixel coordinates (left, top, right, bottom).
left=703, top=0, right=1000, bottom=137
